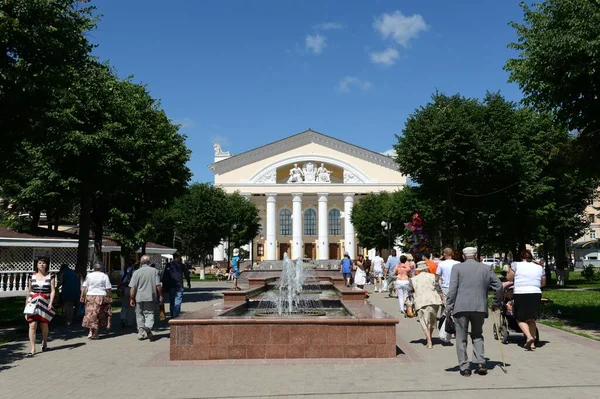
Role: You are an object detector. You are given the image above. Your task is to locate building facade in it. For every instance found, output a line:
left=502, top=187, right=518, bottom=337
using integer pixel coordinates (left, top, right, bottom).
left=210, top=129, right=407, bottom=262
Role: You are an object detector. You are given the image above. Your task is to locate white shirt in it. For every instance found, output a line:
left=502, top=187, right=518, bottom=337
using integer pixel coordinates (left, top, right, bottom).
left=372, top=256, right=385, bottom=271
left=436, top=259, right=459, bottom=288
left=511, top=261, right=544, bottom=294
left=82, top=271, right=112, bottom=296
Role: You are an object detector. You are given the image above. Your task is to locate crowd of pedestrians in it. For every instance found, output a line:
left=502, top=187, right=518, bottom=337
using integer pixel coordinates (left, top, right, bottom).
left=345, top=245, right=545, bottom=376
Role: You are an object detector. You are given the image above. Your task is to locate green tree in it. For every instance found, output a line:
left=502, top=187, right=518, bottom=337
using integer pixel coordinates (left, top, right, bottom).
left=227, top=193, right=261, bottom=256
left=0, top=0, right=97, bottom=173
left=505, top=0, right=600, bottom=172
left=394, top=92, right=577, bottom=257
left=171, top=183, right=231, bottom=263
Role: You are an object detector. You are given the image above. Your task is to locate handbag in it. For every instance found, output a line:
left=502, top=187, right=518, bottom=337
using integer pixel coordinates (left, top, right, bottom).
left=23, top=299, right=37, bottom=315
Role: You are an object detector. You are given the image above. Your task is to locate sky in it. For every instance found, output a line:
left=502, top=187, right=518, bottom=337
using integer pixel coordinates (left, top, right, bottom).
left=91, top=0, right=528, bottom=183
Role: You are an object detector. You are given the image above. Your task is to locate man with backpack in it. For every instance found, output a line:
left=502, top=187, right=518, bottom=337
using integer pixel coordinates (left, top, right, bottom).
left=161, top=253, right=191, bottom=318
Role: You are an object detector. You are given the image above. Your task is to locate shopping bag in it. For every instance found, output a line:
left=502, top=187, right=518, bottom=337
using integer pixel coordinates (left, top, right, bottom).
left=382, top=279, right=388, bottom=291
left=438, top=317, right=451, bottom=342
left=445, top=315, right=456, bottom=335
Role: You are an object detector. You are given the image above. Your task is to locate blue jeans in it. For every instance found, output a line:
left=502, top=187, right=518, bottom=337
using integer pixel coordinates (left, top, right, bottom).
left=169, top=287, right=184, bottom=318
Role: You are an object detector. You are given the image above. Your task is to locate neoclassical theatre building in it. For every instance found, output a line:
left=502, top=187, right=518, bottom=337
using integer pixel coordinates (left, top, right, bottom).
left=210, top=129, right=407, bottom=262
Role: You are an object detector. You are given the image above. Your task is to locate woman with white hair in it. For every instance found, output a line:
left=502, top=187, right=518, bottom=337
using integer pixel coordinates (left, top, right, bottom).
left=409, top=261, right=444, bottom=348
left=80, top=260, right=113, bottom=339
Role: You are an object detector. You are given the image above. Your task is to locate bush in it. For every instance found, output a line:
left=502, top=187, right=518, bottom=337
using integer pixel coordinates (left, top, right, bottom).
left=581, top=265, right=599, bottom=282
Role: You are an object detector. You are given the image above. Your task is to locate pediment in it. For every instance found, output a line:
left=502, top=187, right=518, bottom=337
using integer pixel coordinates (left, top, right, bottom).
left=209, top=129, right=398, bottom=175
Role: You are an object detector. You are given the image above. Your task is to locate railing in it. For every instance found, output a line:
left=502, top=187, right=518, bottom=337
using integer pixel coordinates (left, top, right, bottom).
left=0, top=271, right=29, bottom=293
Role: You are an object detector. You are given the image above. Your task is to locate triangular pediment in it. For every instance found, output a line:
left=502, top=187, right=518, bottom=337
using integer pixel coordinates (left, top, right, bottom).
left=209, top=129, right=398, bottom=175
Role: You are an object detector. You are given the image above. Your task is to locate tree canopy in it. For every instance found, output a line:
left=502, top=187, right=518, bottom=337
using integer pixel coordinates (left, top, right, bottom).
left=505, top=0, right=600, bottom=171
left=393, top=91, right=597, bottom=263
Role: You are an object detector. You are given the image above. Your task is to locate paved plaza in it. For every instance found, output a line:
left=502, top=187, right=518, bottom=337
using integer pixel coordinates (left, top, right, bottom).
left=1, top=280, right=599, bottom=399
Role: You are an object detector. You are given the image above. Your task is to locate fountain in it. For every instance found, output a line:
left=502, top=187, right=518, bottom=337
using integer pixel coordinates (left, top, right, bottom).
left=169, top=254, right=399, bottom=360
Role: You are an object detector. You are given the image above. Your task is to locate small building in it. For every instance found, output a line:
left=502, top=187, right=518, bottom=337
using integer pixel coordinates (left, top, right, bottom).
left=572, top=239, right=600, bottom=268
left=0, top=226, right=176, bottom=294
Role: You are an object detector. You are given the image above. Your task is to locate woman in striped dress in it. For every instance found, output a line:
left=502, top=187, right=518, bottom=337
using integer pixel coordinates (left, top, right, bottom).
left=25, top=256, right=56, bottom=357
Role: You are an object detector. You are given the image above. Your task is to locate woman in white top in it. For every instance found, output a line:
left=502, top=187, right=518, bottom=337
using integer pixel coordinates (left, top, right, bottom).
left=507, top=249, right=546, bottom=350
left=371, top=251, right=385, bottom=293
left=80, top=261, right=113, bottom=339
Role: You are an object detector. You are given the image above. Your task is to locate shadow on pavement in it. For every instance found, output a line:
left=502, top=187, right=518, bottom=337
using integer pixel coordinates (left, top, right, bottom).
left=410, top=338, right=454, bottom=347
left=444, top=359, right=512, bottom=373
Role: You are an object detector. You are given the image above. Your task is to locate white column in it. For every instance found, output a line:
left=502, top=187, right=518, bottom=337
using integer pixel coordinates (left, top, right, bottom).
left=292, top=193, right=303, bottom=260
left=266, top=193, right=277, bottom=260
left=213, top=242, right=225, bottom=261
left=343, top=192, right=355, bottom=259
left=318, top=193, right=329, bottom=260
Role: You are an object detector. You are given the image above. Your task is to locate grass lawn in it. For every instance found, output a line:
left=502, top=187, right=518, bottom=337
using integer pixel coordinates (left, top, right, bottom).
left=541, top=289, right=600, bottom=324
left=546, top=271, right=600, bottom=289
left=0, top=297, right=26, bottom=327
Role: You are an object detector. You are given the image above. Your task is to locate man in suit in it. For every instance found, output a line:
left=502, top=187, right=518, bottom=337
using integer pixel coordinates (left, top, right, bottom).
left=446, top=247, right=502, bottom=377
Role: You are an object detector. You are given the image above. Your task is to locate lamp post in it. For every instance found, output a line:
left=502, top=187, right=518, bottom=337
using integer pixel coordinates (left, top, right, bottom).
left=381, top=221, right=392, bottom=255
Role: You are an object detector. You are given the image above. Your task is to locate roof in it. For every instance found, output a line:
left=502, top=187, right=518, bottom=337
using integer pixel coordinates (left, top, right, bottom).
left=0, top=226, right=174, bottom=252
left=0, top=226, right=78, bottom=240
left=62, top=227, right=170, bottom=248
left=209, top=129, right=400, bottom=175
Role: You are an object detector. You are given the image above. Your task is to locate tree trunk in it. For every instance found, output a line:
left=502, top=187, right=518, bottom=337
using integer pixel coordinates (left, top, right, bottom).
left=76, top=189, right=92, bottom=280
left=543, top=240, right=552, bottom=284
left=141, top=242, right=147, bottom=255
left=31, top=208, right=41, bottom=231
left=93, top=219, right=104, bottom=262
left=54, top=215, right=60, bottom=231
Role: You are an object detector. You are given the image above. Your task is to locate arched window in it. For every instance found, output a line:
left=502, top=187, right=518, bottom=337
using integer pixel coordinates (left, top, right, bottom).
left=304, top=209, right=316, bottom=236
left=279, top=209, right=292, bottom=236
left=329, top=209, right=341, bottom=235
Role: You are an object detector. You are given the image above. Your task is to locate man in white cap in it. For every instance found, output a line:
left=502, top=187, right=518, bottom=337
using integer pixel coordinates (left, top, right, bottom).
left=231, top=248, right=241, bottom=290
left=446, top=246, right=502, bottom=377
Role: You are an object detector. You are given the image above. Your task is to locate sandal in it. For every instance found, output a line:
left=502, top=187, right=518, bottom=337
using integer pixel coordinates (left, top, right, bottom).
left=26, top=352, right=34, bottom=358
left=41, top=344, right=47, bottom=352
left=525, top=337, right=535, bottom=350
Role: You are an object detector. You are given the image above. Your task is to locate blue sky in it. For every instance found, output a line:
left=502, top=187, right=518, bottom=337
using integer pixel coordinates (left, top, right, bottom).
left=91, top=0, right=527, bottom=183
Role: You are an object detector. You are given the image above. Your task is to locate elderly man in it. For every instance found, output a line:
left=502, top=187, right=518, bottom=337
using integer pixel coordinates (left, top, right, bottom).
left=446, top=247, right=502, bottom=377
left=129, top=255, right=163, bottom=341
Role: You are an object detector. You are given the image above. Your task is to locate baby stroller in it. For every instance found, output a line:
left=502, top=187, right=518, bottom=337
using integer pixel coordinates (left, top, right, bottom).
left=493, top=282, right=544, bottom=345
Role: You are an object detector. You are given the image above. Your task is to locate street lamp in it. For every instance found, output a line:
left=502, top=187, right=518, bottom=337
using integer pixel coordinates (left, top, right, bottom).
left=381, top=221, right=392, bottom=254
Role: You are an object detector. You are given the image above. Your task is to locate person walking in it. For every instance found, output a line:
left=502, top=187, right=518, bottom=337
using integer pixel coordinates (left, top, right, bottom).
left=353, top=254, right=366, bottom=289
left=409, top=261, right=444, bottom=348
left=161, top=252, right=191, bottom=318
left=231, top=249, right=241, bottom=290
left=446, top=247, right=503, bottom=377
left=24, top=257, right=56, bottom=357
left=81, top=261, right=113, bottom=340
left=363, top=256, right=372, bottom=285
left=119, top=262, right=137, bottom=328
left=394, top=255, right=411, bottom=314
left=129, top=255, right=163, bottom=341
left=340, top=252, right=352, bottom=287
left=371, top=251, right=385, bottom=293
left=436, top=247, right=459, bottom=299
left=57, top=264, right=80, bottom=326
left=385, top=249, right=400, bottom=297
left=507, top=249, right=546, bottom=350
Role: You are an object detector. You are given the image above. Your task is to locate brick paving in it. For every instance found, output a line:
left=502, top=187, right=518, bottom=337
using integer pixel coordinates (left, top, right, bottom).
left=1, top=280, right=599, bottom=399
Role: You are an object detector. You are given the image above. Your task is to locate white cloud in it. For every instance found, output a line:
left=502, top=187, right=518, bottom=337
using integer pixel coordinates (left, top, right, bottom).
left=305, top=34, right=327, bottom=54
left=373, top=11, right=428, bottom=47
left=174, top=117, right=196, bottom=129
left=336, top=76, right=372, bottom=93
left=314, top=22, right=345, bottom=30
left=370, top=47, right=399, bottom=65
